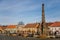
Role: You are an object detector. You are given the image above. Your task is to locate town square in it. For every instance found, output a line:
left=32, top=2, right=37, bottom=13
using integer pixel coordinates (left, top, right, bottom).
left=0, top=0, right=60, bottom=40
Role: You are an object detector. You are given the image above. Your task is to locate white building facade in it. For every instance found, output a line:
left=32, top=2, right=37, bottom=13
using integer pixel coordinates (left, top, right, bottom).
left=48, top=22, right=60, bottom=36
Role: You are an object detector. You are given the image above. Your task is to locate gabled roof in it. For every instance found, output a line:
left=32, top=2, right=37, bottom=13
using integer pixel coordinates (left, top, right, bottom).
left=6, top=25, right=16, bottom=29
left=50, top=22, right=60, bottom=27
left=24, top=23, right=40, bottom=28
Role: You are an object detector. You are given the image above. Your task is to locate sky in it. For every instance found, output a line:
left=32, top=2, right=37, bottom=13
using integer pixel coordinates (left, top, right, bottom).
left=0, top=0, right=60, bottom=25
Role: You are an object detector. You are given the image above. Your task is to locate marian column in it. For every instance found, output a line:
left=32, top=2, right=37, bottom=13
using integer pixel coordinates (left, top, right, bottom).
left=41, top=3, right=47, bottom=35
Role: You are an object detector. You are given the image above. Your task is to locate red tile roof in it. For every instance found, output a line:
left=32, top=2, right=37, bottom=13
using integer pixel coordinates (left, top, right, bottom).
left=50, top=22, right=60, bottom=27
left=24, top=22, right=53, bottom=28
left=0, top=26, right=4, bottom=30
left=24, top=23, right=40, bottom=28
left=46, top=22, right=53, bottom=26
left=0, top=27, right=2, bottom=30
left=6, top=25, right=16, bottom=29
left=2, top=26, right=7, bottom=30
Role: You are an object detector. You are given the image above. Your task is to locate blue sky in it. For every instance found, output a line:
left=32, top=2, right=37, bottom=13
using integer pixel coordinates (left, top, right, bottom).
left=0, top=0, right=60, bottom=25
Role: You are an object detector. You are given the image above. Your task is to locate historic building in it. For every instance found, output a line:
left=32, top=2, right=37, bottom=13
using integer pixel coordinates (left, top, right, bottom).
left=48, top=22, right=60, bottom=36
left=0, top=27, right=3, bottom=33
left=5, top=25, right=17, bottom=34
left=17, top=23, right=40, bottom=35
left=0, top=26, right=7, bottom=33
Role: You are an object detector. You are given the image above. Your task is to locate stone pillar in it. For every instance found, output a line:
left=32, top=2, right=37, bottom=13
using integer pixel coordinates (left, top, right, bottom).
left=41, top=3, right=47, bottom=35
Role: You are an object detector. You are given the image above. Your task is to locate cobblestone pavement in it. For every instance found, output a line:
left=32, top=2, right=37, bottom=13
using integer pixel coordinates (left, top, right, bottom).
left=0, top=35, right=60, bottom=40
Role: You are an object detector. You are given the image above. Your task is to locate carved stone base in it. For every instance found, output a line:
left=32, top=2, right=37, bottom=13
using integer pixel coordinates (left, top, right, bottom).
left=40, top=34, right=48, bottom=39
